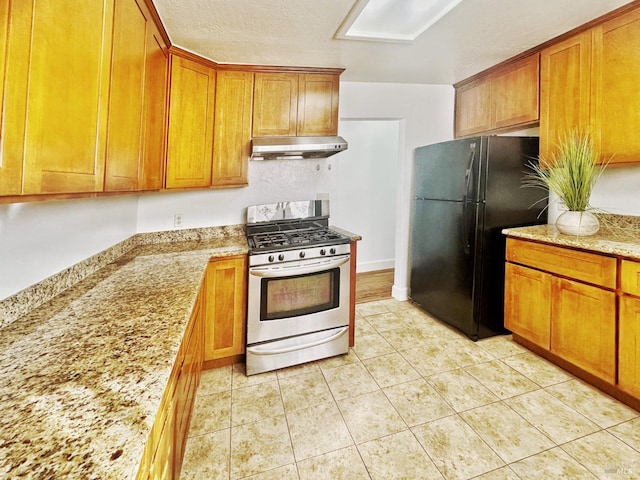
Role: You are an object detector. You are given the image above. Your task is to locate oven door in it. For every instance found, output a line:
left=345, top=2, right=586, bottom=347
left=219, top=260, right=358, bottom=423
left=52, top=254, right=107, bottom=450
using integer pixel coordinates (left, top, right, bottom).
left=247, top=254, right=350, bottom=345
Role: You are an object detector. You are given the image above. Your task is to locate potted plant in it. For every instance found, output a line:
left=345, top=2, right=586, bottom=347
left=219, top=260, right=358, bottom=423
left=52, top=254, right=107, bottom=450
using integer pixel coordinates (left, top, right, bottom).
left=524, top=130, right=607, bottom=236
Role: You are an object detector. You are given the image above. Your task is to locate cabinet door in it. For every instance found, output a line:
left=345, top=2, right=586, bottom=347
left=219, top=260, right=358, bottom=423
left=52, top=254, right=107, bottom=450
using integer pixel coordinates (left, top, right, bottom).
left=297, top=74, right=339, bottom=136
left=22, top=0, right=115, bottom=194
left=593, top=8, right=640, bottom=164
left=166, top=56, right=216, bottom=188
left=504, top=262, right=552, bottom=348
left=212, top=71, right=253, bottom=187
left=550, top=277, right=616, bottom=383
left=252, top=73, right=298, bottom=136
left=0, top=0, right=30, bottom=195
left=491, top=54, right=540, bottom=129
left=619, top=295, right=640, bottom=397
left=139, top=24, right=168, bottom=191
left=539, top=32, right=592, bottom=163
left=204, top=256, right=247, bottom=362
left=103, top=0, right=147, bottom=192
left=454, top=77, right=492, bottom=137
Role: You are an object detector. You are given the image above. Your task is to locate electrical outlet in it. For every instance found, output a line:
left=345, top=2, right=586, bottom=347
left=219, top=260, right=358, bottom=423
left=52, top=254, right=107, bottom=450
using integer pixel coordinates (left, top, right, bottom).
left=174, top=214, right=184, bottom=227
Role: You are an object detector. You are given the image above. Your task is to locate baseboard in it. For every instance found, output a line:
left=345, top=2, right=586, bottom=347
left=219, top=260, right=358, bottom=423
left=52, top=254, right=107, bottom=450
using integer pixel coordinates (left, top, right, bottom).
left=356, top=259, right=394, bottom=273
left=392, top=285, right=409, bottom=301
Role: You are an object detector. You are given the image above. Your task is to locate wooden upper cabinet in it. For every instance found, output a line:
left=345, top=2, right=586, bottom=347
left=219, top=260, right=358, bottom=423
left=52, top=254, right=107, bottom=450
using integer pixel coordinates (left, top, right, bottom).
left=491, top=54, right=539, bottom=129
left=212, top=70, right=253, bottom=187
left=165, top=55, right=216, bottom=189
left=454, top=54, right=539, bottom=138
left=454, top=78, right=492, bottom=137
left=297, top=74, right=340, bottom=136
left=592, top=8, right=640, bottom=165
left=22, top=0, right=115, bottom=194
left=252, top=73, right=298, bottom=136
left=253, top=72, right=340, bottom=137
left=540, top=31, right=592, bottom=162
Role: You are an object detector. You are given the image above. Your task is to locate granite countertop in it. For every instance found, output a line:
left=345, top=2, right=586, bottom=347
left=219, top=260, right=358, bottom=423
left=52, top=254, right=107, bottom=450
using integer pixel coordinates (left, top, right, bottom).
left=503, top=214, right=640, bottom=261
left=0, top=231, right=248, bottom=478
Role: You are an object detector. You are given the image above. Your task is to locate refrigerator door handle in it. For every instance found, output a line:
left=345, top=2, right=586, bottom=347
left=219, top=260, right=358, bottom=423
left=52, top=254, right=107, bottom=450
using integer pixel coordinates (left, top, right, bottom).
left=462, top=150, right=476, bottom=255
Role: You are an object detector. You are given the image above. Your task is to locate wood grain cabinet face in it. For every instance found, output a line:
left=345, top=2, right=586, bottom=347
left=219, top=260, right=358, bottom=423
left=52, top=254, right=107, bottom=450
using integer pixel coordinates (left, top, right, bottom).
left=166, top=55, right=216, bottom=189
left=105, top=0, right=167, bottom=192
left=454, top=54, right=539, bottom=138
left=204, top=256, right=247, bottom=363
left=212, top=71, right=253, bottom=187
left=619, top=295, right=640, bottom=397
left=253, top=72, right=340, bottom=137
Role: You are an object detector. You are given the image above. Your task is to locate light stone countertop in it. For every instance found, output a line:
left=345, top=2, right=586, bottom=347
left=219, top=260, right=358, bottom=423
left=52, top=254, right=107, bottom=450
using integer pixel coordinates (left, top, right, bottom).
left=502, top=214, right=640, bottom=260
left=0, top=233, right=248, bottom=479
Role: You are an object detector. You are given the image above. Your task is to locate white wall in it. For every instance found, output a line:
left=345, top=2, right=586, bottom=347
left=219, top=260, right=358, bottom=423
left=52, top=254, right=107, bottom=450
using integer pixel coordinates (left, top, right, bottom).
left=338, top=82, right=455, bottom=300
left=0, top=196, right=137, bottom=299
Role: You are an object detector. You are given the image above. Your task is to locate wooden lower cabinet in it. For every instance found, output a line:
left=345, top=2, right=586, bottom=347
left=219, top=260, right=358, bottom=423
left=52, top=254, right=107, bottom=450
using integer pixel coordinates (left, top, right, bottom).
left=137, top=286, right=204, bottom=479
left=203, top=255, right=247, bottom=367
left=504, top=262, right=551, bottom=349
left=620, top=296, right=640, bottom=397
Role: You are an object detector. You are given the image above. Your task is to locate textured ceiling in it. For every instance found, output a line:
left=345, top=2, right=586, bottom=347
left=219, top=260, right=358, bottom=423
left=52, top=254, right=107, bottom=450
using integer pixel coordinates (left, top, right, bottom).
left=152, top=0, right=633, bottom=85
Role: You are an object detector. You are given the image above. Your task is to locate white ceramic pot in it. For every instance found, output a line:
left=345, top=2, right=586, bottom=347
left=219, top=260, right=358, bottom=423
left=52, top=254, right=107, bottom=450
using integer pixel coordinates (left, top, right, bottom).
left=555, top=210, right=600, bottom=236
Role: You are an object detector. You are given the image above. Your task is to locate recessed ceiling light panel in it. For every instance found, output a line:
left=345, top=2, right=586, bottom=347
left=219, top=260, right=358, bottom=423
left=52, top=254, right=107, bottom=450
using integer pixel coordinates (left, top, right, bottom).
left=336, top=0, right=464, bottom=43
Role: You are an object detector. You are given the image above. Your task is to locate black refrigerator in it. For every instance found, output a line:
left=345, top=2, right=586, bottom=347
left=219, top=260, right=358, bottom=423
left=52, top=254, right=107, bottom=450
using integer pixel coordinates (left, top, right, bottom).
left=409, top=136, right=547, bottom=340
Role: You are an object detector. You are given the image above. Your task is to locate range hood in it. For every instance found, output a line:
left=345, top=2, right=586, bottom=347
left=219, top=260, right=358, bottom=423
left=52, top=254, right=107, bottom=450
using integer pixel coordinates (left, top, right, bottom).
left=251, top=136, right=348, bottom=160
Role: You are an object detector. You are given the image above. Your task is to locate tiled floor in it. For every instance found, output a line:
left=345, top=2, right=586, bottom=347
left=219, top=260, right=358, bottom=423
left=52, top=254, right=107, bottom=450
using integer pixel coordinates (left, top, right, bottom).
left=180, top=299, right=640, bottom=479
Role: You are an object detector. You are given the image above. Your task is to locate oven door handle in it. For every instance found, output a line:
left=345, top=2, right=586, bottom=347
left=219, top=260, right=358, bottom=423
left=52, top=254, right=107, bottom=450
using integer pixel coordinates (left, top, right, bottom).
left=249, top=255, right=349, bottom=278
left=246, top=326, right=349, bottom=356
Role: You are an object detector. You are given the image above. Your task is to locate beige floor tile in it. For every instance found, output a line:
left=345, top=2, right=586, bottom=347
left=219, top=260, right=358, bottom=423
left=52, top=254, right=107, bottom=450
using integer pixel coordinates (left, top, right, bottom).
left=509, top=447, right=597, bottom=479
left=232, top=362, right=278, bottom=388
left=231, top=380, right=284, bottom=426
left=286, top=401, right=353, bottom=461
left=383, top=378, right=454, bottom=426
left=198, top=366, right=232, bottom=395
left=379, top=327, right=430, bottom=350
left=188, top=390, right=231, bottom=436
left=561, top=430, right=640, bottom=478
left=428, top=368, right=499, bottom=412
left=545, top=379, right=639, bottom=428
left=337, top=390, right=407, bottom=444
left=356, top=301, right=390, bottom=317
left=362, top=352, right=421, bottom=388
left=608, top=417, right=640, bottom=451
left=316, top=348, right=360, bottom=370
left=501, top=352, right=573, bottom=387
left=355, top=317, right=377, bottom=336
left=366, top=311, right=407, bottom=333
left=472, top=466, right=521, bottom=479
left=242, top=464, right=300, bottom=480
left=476, top=335, right=528, bottom=359
left=505, top=389, right=599, bottom=444
left=465, top=360, right=540, bottom=399
left=279, top=370, right=334, bottom=412
left=230, top=415, right=294, bottom=479
left=460, top=402, right=555, bottom=463
left=439, top=338, right=496, bottom=367
left=296, top=445, right=370, bottom=480
left=181, top=428, right=230, bottom=480
left=400, top=344, right=460, bottom=377
left=351, top=332, right=396, bottom=359
left=275, top=361, right=321, bottom=380
left=412, top=414, right=505, bottom=480
left=357, top=430, right=444, bottom=479
left=322, top=361, right=379, bottom=400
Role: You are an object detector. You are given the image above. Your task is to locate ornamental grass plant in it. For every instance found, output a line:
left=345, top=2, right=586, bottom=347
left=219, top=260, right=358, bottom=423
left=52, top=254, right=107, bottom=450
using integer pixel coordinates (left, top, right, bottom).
left=524, top=130, right=606, bottom=211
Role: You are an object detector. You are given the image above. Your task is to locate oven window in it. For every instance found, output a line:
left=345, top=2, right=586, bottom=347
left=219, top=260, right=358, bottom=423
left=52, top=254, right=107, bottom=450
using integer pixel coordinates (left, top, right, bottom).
left=261, top=268, right=340, bottom=320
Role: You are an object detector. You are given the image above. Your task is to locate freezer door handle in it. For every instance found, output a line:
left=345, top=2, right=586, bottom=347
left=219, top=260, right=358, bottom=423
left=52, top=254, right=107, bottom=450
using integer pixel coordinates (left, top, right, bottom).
left=462, top=150, right=476, bottom=255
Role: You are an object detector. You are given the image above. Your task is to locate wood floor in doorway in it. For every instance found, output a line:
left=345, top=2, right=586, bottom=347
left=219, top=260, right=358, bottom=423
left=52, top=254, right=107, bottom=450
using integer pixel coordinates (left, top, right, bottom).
left=355, top=269, right=394, bottom=304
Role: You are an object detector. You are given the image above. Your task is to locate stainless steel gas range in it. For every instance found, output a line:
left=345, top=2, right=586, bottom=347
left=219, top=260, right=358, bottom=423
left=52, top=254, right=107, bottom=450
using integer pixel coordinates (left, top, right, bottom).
left=245, top=200, right=351, bottom=375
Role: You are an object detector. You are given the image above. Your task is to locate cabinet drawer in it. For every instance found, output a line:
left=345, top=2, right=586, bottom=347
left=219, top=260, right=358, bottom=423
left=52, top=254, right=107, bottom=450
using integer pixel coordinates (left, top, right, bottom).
left=506, top=238, right=616, bottom=289
left=621, top=259, right=640, bottom=296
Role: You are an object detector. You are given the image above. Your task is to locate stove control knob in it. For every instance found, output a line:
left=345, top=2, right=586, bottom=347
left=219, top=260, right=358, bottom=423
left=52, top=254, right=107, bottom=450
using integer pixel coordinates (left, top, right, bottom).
left=330, top=247, right=336, bottom=255
left=320, top=249, right=326, bottom=256
left=268, top=255, right=275, bottom=263
left=299, top=251, right=306, bottom=258
left=278, top=254, right=285, bottom=261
